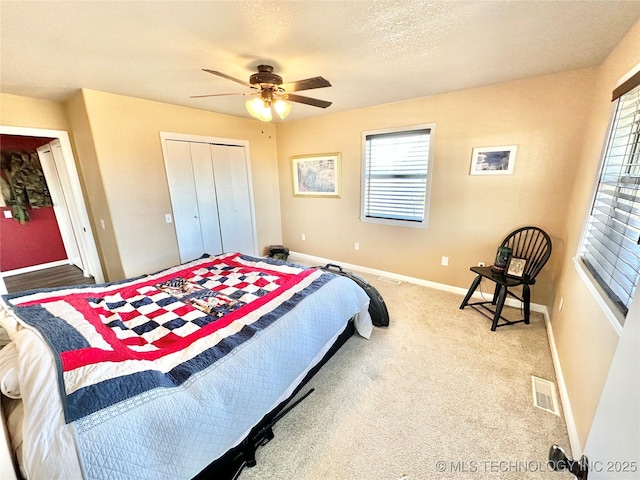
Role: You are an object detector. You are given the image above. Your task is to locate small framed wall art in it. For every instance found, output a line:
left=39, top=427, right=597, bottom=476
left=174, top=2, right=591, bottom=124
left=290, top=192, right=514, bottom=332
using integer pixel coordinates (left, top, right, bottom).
left=469, top=145, right=518, bottom=175
left=292, top=152, right=341, bottom=197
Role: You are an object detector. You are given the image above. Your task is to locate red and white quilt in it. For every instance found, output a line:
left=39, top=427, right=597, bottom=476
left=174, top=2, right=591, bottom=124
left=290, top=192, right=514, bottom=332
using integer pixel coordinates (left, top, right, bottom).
left=4, top=253, right=332, bottom=422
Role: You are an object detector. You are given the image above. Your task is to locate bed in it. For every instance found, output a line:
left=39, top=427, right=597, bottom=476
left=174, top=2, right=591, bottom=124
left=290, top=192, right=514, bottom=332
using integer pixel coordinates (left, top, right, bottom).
left=0, top=252, right=372, bottom=479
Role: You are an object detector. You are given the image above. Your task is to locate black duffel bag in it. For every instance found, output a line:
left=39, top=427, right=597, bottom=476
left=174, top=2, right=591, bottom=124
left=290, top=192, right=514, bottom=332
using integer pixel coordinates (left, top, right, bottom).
left=319, top=263, right=389, bottom=327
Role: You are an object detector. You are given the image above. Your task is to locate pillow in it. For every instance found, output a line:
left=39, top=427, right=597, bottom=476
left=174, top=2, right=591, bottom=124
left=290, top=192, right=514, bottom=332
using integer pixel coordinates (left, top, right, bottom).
left=0, top=343, right=20, bottom=399
left=0, top=325, right=10, bottom=348
left=3, top=396, right=26, bottom=479
left=0, top=308, right=20, bottom=345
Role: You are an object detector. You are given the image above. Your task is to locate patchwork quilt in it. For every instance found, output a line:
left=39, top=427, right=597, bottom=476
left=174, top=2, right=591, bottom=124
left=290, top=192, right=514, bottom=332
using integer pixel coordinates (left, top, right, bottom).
left=3, top=253, right=334, bottom=423
left=3, top=253, right=371, bottom=479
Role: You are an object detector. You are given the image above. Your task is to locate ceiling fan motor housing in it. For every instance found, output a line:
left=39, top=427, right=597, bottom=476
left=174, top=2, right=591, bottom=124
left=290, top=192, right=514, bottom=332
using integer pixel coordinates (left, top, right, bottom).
left=250, top=65, right=283, bottom=87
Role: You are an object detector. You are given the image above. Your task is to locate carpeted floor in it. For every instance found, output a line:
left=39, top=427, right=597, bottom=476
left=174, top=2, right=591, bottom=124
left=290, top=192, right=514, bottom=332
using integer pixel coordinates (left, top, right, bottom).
left=239, top=268, right=573, bottom=479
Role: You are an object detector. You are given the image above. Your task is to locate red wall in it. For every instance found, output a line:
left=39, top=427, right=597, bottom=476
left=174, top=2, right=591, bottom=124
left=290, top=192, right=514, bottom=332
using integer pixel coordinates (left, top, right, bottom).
left=0, top=134, right=52, bottom=150
left=1, top=134, right=69, bottom=272
left=0, top=206, right=68, bottom=271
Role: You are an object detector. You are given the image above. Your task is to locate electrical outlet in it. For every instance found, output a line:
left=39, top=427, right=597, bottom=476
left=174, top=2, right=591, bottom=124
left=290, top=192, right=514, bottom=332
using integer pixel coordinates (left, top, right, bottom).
left=441, top=256, right=449, bottom=266
left=301, top=233, right=306, bottom=241
left=165, top=213, right=172, bottom=223
left=3, top=210, right=11, bottom=219
left=559, top=297, right=564, bottom=312
left=354, top=242, right=359, bottom=250
left=100, top=219, right=106, bottom=230
left=478, top=261, right=486, bottom=267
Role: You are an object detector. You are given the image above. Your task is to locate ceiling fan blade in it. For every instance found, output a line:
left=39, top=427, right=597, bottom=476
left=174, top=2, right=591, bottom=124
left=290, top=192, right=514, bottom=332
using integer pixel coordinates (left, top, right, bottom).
left=285, top=93, right=332, bottom=108
left=190, top=92, right=254, bottom=98
left=202, top=69, right=253, bottom=88
left=281, top=76, right=331, bottom=92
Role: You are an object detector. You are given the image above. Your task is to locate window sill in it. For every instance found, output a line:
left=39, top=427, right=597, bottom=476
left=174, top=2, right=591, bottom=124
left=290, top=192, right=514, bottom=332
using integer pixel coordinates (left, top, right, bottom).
left=572, top=257, right=624, bottom=336
left=360, top=216, right=428, bottom=229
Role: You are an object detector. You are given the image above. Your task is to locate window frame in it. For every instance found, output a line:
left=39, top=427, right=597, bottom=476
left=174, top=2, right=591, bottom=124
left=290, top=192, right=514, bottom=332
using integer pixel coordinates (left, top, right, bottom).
left=360, top=123, right=436, bottom=229
left=576, top=72, right=640, bottom=331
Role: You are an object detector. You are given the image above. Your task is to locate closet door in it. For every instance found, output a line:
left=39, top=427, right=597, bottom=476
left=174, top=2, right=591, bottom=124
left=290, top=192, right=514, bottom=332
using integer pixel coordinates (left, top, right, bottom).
left=49, top=140, right=85, bottom=269
left=37, top=143, right=83, bottom=270
left=190, top=142, right=223, bottom=256
left=164, top=140, right=206, bottom=263
left=210, top=144, right=255, bottom=255
left=164, top=137, right=257, bottom=263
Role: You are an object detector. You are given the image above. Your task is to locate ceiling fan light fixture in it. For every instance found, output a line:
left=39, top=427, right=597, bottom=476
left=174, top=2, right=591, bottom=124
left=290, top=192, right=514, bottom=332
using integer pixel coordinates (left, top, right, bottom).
left=200, top=66, right=331, bottom=119
left=273, top=99, right=292, bottom=119
left=246, top=97, right=272, bottom=122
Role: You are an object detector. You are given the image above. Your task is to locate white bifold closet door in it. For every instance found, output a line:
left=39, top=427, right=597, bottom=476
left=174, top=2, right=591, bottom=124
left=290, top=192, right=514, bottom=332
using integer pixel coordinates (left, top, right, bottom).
left=37, top=141, right=84, bottom=271
left=164, top=139, right=256, bottom=263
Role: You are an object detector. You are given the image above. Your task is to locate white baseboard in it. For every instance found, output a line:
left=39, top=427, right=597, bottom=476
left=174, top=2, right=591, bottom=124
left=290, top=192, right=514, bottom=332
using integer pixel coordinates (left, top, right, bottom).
left=0, top=259, right=70, bottom=278
left=290, top=250, right=580, bottom=455
left=289, top=251, right=547, bottom=313
left=542, top=309, right=582, bottom=458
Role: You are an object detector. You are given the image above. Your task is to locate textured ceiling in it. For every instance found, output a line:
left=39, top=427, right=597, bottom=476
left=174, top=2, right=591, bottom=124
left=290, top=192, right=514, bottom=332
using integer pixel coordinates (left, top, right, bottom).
left=2, top=1, right=640, bottom=121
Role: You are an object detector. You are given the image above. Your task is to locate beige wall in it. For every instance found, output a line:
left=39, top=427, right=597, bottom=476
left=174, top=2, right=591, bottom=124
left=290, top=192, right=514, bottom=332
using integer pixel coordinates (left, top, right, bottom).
left=77, top=89, right=282, bottom=279
left=0, top=93, right=70, bottom=131
left=550, top=19, right=640, bottom=449
left=276, top=69, right=596, bottom=308
left=0, top=90, right=283, bottom=281
left=66, top=91, right=125, bottom=281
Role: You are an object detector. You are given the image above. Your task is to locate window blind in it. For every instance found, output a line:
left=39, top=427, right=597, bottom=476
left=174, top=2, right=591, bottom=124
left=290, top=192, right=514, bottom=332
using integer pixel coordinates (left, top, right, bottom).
left=363, top=129, right=430, bottom=223
left=581, top=83, right=640, bottom=319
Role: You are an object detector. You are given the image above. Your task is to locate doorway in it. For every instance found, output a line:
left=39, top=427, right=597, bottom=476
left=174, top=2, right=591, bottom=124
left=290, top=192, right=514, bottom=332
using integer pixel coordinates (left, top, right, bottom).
left=0, top=126, right=104, bottom=294
left=1, top=134, right=66, bottom=271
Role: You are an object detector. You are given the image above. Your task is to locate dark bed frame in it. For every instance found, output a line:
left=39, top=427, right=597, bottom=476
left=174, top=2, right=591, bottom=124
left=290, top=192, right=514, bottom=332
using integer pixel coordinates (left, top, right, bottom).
left=193, top=320, right=356, bottom=480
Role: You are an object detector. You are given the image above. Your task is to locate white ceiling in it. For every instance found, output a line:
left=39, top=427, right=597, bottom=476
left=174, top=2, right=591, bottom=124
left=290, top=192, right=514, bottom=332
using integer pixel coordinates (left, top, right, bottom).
left=2, top=1, right=640, bottom=122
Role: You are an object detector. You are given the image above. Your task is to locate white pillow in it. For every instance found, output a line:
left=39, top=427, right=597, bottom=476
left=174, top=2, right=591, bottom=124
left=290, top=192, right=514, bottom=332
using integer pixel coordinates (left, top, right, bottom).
left=0, top=343, right=20, bottom=399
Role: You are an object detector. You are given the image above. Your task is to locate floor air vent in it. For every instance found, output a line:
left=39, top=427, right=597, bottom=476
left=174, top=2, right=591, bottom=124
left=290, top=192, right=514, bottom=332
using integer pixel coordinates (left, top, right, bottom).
left=377, top=276, right=402, bottom=285
left=531, top=376, right=560, bottom=416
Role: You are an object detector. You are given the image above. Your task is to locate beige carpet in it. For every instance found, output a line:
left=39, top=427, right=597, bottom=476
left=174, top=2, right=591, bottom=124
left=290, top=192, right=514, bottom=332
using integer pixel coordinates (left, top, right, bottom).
left=239, top=269, right=574, bottom=479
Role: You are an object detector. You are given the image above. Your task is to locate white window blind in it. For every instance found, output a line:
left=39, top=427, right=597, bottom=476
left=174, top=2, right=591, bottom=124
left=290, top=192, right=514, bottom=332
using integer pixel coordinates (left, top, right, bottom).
left=581, top=83, right=640, bottom=319
left=363, top=128, right=431, bottom=224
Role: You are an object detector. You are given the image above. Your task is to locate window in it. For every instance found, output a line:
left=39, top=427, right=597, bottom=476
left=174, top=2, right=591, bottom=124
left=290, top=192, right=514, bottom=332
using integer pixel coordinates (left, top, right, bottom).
left=580, top=79, right=640, bottom=323
left=361, top=125, right=434, bottom=227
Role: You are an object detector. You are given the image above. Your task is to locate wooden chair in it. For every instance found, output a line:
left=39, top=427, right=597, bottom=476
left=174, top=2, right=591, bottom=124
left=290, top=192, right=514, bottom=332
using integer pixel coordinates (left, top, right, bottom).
left=459, top=226, right=552, bottom=331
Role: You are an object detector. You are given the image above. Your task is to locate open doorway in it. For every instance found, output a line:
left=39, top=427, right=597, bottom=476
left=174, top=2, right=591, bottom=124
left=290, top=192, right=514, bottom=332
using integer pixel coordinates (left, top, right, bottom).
left=1, top=135, right=66, bottom=268
left=0, top=126, right=104, bottom=293
left=1, top=134, right=89, bottom=292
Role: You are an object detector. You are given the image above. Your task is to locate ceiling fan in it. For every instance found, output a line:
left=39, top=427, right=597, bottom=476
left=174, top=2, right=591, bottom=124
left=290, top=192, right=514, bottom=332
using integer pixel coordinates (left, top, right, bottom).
left=191, top=65, right=332, bottom=121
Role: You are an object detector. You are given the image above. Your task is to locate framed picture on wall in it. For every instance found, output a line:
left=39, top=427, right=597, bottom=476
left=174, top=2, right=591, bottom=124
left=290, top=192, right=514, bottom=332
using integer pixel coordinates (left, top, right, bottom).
left=469, top=145, right=518, bottom=175
left=292, top=152, right=341, bottom=197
